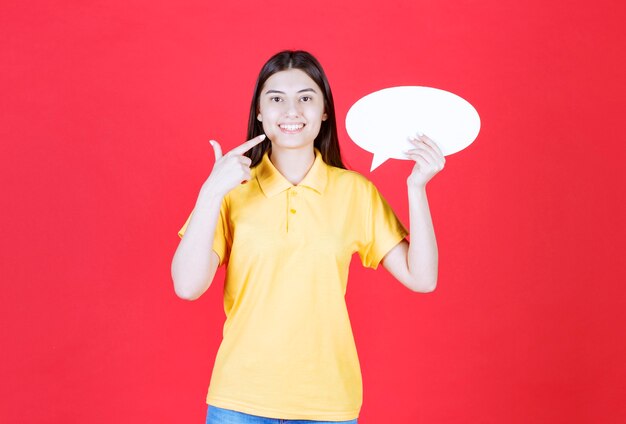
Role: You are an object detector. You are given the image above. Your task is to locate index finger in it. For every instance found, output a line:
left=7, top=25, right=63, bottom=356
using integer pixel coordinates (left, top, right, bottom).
left=229, top=134, right=267, bottom=156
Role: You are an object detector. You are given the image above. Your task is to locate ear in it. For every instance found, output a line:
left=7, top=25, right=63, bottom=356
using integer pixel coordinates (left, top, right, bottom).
left=322, top=112, right=328, bottom=121
left=257, top=113, right=263, bottom=122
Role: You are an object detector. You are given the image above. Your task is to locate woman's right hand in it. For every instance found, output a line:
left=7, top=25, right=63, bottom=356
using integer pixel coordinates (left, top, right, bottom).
left=201, top=134, right=266, bottom=198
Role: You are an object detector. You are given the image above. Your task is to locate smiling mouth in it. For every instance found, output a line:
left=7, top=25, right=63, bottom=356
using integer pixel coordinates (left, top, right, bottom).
left=279, top=123, right=305, bottom=133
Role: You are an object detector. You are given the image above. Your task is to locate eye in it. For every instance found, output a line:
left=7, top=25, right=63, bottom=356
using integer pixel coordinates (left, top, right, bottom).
left=270, top=96, right=283, bottom=103
left=300, top=96, right=312, bottom=102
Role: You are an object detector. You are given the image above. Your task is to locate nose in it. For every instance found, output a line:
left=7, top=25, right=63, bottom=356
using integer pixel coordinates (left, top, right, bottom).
left=284, top=99, right=301, bottom=117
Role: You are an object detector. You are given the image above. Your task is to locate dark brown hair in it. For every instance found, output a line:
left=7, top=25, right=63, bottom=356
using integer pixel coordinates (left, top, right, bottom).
left=244, top=50, right=347, bottom=169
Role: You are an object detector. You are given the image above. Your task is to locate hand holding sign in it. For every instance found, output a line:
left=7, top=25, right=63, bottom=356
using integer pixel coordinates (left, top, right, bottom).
left=404, top=132, right=446, bottom=189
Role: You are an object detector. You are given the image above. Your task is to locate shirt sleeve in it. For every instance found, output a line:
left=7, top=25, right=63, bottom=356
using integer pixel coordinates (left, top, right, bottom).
left=177, top=196, right=231, bottom=267
left=358, top=181, right=409, bottom=270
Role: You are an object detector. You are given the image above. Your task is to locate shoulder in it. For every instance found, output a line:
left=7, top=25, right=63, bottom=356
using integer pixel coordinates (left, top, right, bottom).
left=220, top=178, right=261, bottom=210
left=326, top=165, right=376, bottom=193
left=328, top=166, right=373, bottom=189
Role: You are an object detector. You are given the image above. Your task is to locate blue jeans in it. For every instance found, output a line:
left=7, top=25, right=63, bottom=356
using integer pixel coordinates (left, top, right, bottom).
left=206, top=405, right=358, bottom=424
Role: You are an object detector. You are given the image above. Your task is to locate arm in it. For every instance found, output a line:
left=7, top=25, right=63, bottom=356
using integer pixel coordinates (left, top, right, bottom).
left=171, top=187, right=223, bottom=301
left=171, top=134, right=266, bottom=301
left=382, top=133, right=445, bottom=293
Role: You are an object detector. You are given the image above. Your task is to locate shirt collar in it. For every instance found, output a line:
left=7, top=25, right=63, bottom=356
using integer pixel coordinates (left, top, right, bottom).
left=256, top=147, right=328, bottom=197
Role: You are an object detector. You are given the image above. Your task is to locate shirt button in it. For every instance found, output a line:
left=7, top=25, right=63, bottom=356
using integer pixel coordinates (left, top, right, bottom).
left=291, top=190, right=298, bottom=196
left=290, top=209, right=296, bottom=214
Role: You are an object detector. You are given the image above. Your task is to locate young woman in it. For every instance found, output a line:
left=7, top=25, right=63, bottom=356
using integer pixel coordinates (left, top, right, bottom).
left=172, top=50, right=444, bottom=424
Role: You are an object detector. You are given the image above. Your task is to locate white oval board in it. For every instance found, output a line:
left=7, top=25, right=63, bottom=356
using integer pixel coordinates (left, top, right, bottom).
left=345, top=86, right=480, bottom=171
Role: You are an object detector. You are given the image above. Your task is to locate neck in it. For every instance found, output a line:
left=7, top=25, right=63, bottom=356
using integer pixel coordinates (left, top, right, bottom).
left=269, top=145, right=316, bottom=185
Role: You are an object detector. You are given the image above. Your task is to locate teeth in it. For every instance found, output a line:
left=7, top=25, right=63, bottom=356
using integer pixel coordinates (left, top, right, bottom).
left=280, top=124, right=304, bottom=131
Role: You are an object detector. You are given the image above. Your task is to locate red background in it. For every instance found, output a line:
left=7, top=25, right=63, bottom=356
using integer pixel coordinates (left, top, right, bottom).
left=2, top=0, right=625, bottom=423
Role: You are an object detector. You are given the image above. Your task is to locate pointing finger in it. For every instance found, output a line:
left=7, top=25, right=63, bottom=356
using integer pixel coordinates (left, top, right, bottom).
left=230, top=134, right=267, bottom=156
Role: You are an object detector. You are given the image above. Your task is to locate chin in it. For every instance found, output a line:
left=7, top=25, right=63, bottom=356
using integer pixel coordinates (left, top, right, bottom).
left=270, top=136, right=315, bottom=150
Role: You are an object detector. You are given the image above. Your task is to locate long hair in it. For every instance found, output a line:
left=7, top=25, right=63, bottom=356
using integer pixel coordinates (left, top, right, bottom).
left=244, top=50, right=347, bottom=169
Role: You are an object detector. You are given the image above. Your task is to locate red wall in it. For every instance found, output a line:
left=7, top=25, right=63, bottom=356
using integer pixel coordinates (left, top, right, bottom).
left=2, top=0, right=624, bottom=423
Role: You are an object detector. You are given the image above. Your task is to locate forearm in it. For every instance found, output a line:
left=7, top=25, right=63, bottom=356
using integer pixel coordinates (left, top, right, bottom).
left=407, top=186, right=438, bottom=291
left=171, top=186, right=223, bottom=300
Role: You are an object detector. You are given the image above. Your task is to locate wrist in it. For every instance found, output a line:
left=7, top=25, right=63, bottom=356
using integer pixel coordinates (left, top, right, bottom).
left=407, top=182, right=427, bottom=195
left=198, top=182, right=225, bottom=203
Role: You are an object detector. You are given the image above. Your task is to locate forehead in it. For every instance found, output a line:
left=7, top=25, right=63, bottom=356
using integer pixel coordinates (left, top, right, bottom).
left=262, top=69, right=322, bottom=93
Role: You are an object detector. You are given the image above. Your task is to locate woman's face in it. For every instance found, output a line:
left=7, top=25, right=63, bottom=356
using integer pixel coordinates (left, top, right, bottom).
left=257, top=68, right=327, bottom=150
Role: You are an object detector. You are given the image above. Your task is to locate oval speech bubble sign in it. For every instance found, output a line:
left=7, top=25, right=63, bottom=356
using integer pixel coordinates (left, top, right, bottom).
left=345, top=86, right=480, bottom=171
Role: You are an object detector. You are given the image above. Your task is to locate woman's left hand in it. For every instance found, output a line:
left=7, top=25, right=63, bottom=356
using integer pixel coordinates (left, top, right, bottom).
left=404, top=133, right=446, bottom=189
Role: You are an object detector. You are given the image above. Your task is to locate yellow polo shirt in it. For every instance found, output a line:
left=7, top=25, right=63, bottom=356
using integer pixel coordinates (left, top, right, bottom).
left=178, top=147, right=408, bottom=421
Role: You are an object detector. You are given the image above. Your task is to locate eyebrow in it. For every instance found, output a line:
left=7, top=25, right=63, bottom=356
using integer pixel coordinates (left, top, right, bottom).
left=264, top=88, right=318, bottom=95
